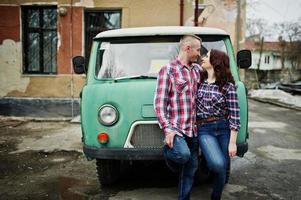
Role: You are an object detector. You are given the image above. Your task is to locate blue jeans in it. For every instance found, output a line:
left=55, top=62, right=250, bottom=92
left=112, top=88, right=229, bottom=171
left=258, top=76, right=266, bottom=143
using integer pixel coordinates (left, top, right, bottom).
left=163, top=135, right=199, bottom=200
left=197, top=119, right=230, bottom=198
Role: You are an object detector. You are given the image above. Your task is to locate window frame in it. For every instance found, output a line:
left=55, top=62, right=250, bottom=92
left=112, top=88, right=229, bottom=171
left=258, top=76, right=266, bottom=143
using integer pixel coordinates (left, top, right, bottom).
left=22, top=6, right=58, bottom=74
left=94, top=35, right=228, bottom=80
left=84, top=9, right=122, bottom=62
left=264, top=55, right=270, bottom=64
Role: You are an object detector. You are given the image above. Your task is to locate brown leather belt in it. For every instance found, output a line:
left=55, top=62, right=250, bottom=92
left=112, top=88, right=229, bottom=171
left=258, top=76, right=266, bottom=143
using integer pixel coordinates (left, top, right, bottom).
left=196, top=116, right=227, bottom=125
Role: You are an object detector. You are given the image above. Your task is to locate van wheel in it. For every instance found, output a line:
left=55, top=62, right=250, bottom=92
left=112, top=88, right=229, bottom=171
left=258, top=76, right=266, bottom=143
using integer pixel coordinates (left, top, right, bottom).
left=96, top=159, right=120, bottom=186
left=225, top=160, right=231, bottom=184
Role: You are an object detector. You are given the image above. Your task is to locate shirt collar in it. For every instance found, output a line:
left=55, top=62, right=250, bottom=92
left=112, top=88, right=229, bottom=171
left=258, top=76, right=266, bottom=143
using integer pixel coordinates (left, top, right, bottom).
left=176, top=57, right=194, bottom=70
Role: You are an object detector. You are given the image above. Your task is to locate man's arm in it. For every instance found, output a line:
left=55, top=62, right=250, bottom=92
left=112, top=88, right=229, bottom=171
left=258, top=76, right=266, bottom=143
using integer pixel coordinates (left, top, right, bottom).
left=154, top=66, right=171, bottom=132
left=154, top=66, right=178, bottom=148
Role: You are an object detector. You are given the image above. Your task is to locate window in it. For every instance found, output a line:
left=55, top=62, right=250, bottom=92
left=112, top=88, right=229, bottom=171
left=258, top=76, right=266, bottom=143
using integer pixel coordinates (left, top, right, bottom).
left=95, top=36, right=227, bottom=79
left=22, top=6, right=58, bottom=74
left=85, top=10, right=121, bottom=61
left=264, top=55, right=270, bottom=64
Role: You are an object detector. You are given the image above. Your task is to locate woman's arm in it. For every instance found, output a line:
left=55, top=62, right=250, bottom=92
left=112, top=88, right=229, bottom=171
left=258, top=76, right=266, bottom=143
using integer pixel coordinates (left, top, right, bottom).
left=225, top=83, right=240, bottom=157
left=229, top=129, right=237, bottom=157
left=225, top=83, right=240, bottom=131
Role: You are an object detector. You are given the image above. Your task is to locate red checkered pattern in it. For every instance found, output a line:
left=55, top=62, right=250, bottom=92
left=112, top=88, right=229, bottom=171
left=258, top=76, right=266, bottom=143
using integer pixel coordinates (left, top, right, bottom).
left=154, top=58, right=201, bottom=137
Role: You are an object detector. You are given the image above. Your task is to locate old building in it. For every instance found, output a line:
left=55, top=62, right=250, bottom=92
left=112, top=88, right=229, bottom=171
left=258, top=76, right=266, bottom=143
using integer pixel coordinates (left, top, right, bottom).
left=0, top=0, right=246, bottom=117
left=244, top=40, right=301, bottom=88
left=244, top=39, right=301, bottom=88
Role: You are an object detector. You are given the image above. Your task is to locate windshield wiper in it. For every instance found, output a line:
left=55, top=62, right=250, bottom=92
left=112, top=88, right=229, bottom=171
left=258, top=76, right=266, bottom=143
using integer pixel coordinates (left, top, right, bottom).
left=114, top=75, right=157, bottom=81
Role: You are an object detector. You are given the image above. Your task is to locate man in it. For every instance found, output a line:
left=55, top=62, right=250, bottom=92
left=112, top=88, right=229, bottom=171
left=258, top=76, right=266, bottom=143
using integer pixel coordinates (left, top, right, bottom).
left=154, top=35, right=201, bottom=200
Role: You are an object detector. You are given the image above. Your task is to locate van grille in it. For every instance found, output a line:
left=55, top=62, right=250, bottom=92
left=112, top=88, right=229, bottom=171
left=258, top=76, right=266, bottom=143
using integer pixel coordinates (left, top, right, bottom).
left=130, top=124, right=164, bottom=149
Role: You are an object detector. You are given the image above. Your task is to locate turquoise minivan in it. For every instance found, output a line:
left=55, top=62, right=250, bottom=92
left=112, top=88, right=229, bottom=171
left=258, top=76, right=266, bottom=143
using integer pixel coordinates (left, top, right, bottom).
left=72, top=26, right=251, bottom=185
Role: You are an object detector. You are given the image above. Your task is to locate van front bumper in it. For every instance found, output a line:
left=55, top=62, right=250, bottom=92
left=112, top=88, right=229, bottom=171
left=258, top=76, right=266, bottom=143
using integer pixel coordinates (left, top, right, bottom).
left=83, top=142, right=248, bottom=160
left=83, top=145, right=164, bottom=160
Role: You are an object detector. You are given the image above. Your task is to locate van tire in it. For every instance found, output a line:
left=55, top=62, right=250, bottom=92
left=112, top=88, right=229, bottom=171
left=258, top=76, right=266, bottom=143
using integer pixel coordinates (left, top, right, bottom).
left=96, top=159, right=120, bottom=186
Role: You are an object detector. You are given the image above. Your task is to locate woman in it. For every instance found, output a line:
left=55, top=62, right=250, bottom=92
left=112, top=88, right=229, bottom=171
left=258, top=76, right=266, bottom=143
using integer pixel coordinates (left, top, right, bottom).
left=196, top=49, right=240, bottom=200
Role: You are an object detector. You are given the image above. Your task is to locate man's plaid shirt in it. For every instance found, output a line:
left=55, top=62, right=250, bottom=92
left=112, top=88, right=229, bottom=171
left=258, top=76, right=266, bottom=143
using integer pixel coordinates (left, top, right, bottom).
left=154, top=58, right=201, bottom=137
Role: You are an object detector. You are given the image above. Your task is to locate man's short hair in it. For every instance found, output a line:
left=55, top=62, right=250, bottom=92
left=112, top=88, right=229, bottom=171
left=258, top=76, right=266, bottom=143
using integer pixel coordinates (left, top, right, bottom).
left=180, top=35, right=202, bottom=48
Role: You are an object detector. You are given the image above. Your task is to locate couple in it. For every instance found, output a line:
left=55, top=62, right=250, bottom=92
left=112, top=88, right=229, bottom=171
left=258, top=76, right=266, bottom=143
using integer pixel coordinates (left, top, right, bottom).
left=154, top=35, right=240, bottom=200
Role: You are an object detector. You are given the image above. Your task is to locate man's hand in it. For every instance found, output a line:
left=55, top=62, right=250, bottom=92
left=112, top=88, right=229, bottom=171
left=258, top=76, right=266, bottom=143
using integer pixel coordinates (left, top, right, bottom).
left=164, top=131, right=176, bottom=148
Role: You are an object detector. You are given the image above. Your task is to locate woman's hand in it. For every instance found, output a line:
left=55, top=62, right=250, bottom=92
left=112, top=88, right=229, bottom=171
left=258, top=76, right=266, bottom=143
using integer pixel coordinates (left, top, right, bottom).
left=229, top=129, right=237, bottom=157
left=228, top=142, right=237, bottom=157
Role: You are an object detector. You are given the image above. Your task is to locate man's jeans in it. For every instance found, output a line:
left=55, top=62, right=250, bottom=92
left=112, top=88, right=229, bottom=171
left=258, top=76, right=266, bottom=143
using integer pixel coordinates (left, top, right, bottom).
left=163, top=135, right=199, bottom=200
left=197, top=119, right=230, bottom=198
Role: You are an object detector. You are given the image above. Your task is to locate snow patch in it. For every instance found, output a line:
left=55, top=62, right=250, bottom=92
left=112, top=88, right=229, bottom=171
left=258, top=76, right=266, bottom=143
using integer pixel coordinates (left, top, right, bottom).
left=249, top=89, right=301, bottom=108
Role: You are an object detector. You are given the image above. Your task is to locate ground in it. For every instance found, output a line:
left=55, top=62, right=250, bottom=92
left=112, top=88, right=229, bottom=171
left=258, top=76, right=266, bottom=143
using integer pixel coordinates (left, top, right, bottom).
left=0, top=99, right=301, bottom=200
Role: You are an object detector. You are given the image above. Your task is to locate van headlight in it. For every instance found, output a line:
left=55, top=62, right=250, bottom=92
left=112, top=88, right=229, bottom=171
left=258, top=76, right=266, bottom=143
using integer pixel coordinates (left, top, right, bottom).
left=98, top=104, right=118, bottom=126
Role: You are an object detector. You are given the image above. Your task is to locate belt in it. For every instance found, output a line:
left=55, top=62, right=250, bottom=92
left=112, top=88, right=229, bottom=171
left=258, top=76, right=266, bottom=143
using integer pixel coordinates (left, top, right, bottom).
left=196, top=116, right=227, bottom=125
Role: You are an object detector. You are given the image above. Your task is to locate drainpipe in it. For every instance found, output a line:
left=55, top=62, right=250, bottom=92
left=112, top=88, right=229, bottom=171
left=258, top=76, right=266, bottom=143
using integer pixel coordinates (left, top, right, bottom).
left=194, top=0, right=199, bottom=26
left=236, top=0, right=241, bottom=52
left=69, top=0, right=75, bottom=117
left=180, top=0, right=184, bottom=26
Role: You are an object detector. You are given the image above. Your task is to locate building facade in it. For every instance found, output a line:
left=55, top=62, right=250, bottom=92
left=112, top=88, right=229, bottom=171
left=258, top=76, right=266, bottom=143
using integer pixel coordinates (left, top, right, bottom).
left=244, top=40, right=301, bottom=87
left=0, top=0, right=246, bottom=117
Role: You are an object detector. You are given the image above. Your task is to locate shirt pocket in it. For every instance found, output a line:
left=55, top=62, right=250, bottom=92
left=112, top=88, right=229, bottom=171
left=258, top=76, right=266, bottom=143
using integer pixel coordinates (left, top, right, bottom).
left=175, top=78, right=189, bottom=93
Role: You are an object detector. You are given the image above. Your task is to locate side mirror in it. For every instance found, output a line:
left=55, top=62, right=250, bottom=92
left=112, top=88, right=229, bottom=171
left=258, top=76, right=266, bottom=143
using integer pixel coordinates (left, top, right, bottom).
left=72, top=56, right=86, bottom=74
left=237, top=50, right=252, bottom=69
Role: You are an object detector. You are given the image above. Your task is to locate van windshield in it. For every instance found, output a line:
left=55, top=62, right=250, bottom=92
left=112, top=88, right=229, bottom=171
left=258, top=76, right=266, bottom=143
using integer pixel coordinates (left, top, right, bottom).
left=95, top=36, right=227, bottom=79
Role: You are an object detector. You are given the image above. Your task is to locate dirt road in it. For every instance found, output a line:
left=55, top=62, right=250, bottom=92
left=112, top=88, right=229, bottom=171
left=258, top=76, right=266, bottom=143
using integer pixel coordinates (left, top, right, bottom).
left=1, top=99, right=301, bottom=200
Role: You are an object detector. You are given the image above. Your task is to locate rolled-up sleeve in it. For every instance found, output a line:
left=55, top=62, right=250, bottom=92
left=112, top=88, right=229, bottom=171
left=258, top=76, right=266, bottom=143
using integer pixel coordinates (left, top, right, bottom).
left=154, top=66, right=171, bottom=132
left=226, top=83, right=240, bottom=131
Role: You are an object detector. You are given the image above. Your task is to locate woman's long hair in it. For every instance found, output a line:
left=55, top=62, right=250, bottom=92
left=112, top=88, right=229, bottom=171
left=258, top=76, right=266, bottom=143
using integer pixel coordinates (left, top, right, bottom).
left=200, top=49, right=234, bottom=93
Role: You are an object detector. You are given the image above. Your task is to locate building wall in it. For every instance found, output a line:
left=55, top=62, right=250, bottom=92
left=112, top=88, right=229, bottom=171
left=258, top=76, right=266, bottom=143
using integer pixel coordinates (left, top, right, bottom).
left=198, top=0, right=246, bottom=52
left=0, top=0, right=245, bottom=98
left=245, top=50, right=300, bottom=88
left=0, top=3, right=85, bottom=98
left=250, top=51, right=292, bottom=71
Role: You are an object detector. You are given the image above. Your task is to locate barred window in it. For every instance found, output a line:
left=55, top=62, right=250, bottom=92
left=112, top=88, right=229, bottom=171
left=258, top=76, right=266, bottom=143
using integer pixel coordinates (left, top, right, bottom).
left=22, top=6, right=57, bottom=74
left=264, top=55, right=270, bottom=64
left=85, top=10, right=121, bottom=61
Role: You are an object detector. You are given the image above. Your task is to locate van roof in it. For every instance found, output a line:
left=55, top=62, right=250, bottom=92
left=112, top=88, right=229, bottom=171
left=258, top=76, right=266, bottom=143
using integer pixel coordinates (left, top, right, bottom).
left=95, top=26, right=228, bottom=39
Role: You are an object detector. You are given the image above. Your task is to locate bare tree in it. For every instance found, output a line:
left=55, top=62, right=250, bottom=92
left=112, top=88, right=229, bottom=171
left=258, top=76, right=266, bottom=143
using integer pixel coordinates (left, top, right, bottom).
left=274, top=19, right=301, bottom=42
left=274, top=20, right=301, bottom=81
left=246, top=17, right=270, bottom=88
left=246, top=18, right=270, bottom=38
left=283, top=21, right=301, bottom=72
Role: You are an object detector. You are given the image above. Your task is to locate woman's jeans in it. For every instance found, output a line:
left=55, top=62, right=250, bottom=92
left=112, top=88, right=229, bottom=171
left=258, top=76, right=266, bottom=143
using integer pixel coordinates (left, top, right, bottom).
left=197, top=119, right=230, bottom=198
left=163, top=135, right=199, bottom=200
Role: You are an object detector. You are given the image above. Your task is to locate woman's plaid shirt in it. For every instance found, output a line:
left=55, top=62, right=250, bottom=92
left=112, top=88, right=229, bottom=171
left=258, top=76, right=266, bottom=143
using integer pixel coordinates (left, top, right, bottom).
left=196, top=81, right=241, bottom=131
left=154, top=58, right=201, bottom=137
